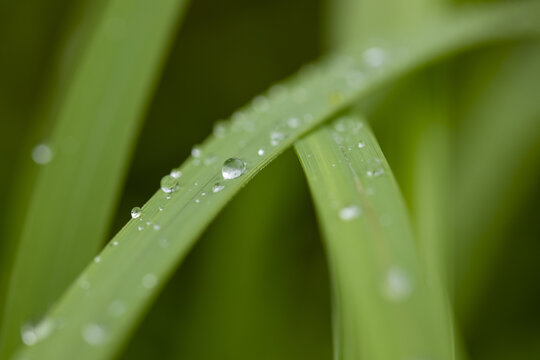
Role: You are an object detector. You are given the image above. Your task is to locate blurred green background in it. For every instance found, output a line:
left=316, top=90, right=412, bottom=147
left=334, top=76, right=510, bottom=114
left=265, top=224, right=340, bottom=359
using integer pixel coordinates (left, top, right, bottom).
left=1, top=0, right=540, bottom=359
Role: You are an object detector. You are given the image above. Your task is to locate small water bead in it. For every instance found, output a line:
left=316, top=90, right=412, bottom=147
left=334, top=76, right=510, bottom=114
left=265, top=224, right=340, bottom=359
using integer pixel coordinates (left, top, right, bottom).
left=191, top=146, right=202, bottom=158
left=159, top=238, right=169, bottom=248
left=21, top=319, right=54, bottom=346
left=213, top=121, right=227, bottom=137
left=270, top=131, right=284, bottom=146
left=257, top=148, right=265, bottom=156
left=82, top=323, right=108, bottom=346
left=142, top=273, right=158, bottom=289
left=131, top=207, right=142, bottom=219
left=31, top=144, right=54, bottom=165
left=160, top=175, right=179, bottom=194
left=112, top=241, right=119, bottom=246
left=382, top=267, right=412, bottom=302
left=363, top=46, right=387, bottom=68
left=358, top=141, right=366, bottom=149
left=153, top=224, right=161, bottom=231
left=195, top=199, right=200, bottom=203
left=108, top=300, right=126, bottom=317
left=367, top=168, right=385, bottom=177
left=94, top=256, right=101, bottom=263
left=79, top=278, right=91, bottom=290
left=334, top=123, right=346, bottom=132
left=221, top=158, right=247, bottom=180
left=137, top=225, right=144, bottom=231
left=170, top=167, right=182, bottom=179
left=339, top=205, right=362, bottom=221
left=287, top=117, right=300, bottom=128
left=212, top=183, right=225, bottom=193
left=158, top=206, right=164, bottom=211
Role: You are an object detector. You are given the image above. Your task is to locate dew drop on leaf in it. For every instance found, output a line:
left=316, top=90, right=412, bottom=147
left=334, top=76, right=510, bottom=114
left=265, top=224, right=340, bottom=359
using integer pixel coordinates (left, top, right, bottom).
left=212, top=183, right=224, bottom=193
left=31, top=144, right=53, bottom=165
left=81, top=323, right=108, bottom=346
left=382, top=267, right=412, bottom=302
left=221, top=158, right=247, bottom=179
left=339, top=205, right=362, bottom=221
left=131, top=207, right=142, bottom=219
left=160, top=175, right=179, bottom=194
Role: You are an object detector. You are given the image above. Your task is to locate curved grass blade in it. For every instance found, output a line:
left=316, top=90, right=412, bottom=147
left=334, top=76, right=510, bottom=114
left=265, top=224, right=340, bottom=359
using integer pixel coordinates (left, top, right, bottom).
left=295, top=114, right=453, bottom=360
left=12, top=3, right=540, bottom=359
left=0, top=0, right=191, bottom=357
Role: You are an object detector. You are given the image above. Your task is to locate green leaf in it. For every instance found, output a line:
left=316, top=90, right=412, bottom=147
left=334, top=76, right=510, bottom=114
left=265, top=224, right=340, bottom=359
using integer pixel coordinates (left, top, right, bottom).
left=12, top=3, right=540, bottom=359
left=0, top=0, right=190, bottom=357
left=295, top=114, right=453, bottom=359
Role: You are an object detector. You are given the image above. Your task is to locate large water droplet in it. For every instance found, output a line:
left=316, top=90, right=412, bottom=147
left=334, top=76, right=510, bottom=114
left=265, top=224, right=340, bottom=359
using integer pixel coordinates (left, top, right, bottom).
left=160, top=175, right=179, bottom=194
left=221, top=158, right=246, bottom=180
left=339, top=205, right=361, bottom=221
left=21, top=319, right=54, bottom=346
left=213, top=183, right=224, bottom=193
left=382, top=267, right=412, bottom=302
left=31, top=144, right=53, bottom=165
left=131, top=207, right=142, bottom=219
left=82, top=323, right=108, bottom=346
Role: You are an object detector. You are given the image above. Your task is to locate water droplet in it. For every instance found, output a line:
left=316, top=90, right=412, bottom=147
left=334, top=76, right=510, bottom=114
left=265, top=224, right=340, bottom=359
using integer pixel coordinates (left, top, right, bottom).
left=212, top=183, right=224, bottom=193
left=82, top=323, right=108, bottom=346
left=257, top=148, right=265, bottom=156
left=334, top=123, right=346, bottom=132
left=108, top=300, right=126, bottom=317
left=131, top=207, right=142, bottom=219
left=339, top=205, right=361, bottom=221
left=213, top=121, right=227, bottom=137
left=94, top=256, right=101, bottom=263
left=137, top=225, right=144, bottom=231
left=112, top=241, right=119, bottom=246
left=31, top=144, right=53, bottom=165
left=153, top=224, right=161, bottom=231
left=287, top=117, right=300, bottom=128
left=221, top=158, right=246, bottom=179
left=382, top=267, right=412, bottom=302
left=367, top=168, right=385, bottom=177
left=170, top=168, right=182, bottom=178
left=191, top=146, right=202, bottom=158
left=79, top=278, right=91, bottom=290
left=358, top=141, right=366, bottom=148
left=270, top=131, right=284, bottom=146
left=160, top=175, right=179, bottom=194
left=142, top=273, right=157, bottom=289
left=21, top=319, right=54, bottom=346
left=363, top=46, right=387, bottom=68
left=195, top=199, right=200, bottom=203
left=158, top=206, right=164, bottom=211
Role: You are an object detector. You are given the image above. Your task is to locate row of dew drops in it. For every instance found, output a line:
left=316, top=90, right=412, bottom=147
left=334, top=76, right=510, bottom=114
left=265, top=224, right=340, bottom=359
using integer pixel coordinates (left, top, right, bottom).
left=30, top=45, right=395, bottom=168
left=20, top=45, right=406, bottom=350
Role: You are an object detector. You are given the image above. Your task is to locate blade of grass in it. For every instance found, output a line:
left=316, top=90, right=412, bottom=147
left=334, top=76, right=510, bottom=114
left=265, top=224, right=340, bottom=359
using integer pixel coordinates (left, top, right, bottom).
left=455, top=41, right=540, bottom=330
left=0, top=0, right=191, bottom=357
left=11, top=4, right=540, bottom=359
left=295, top=114, right=453, bottom=360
